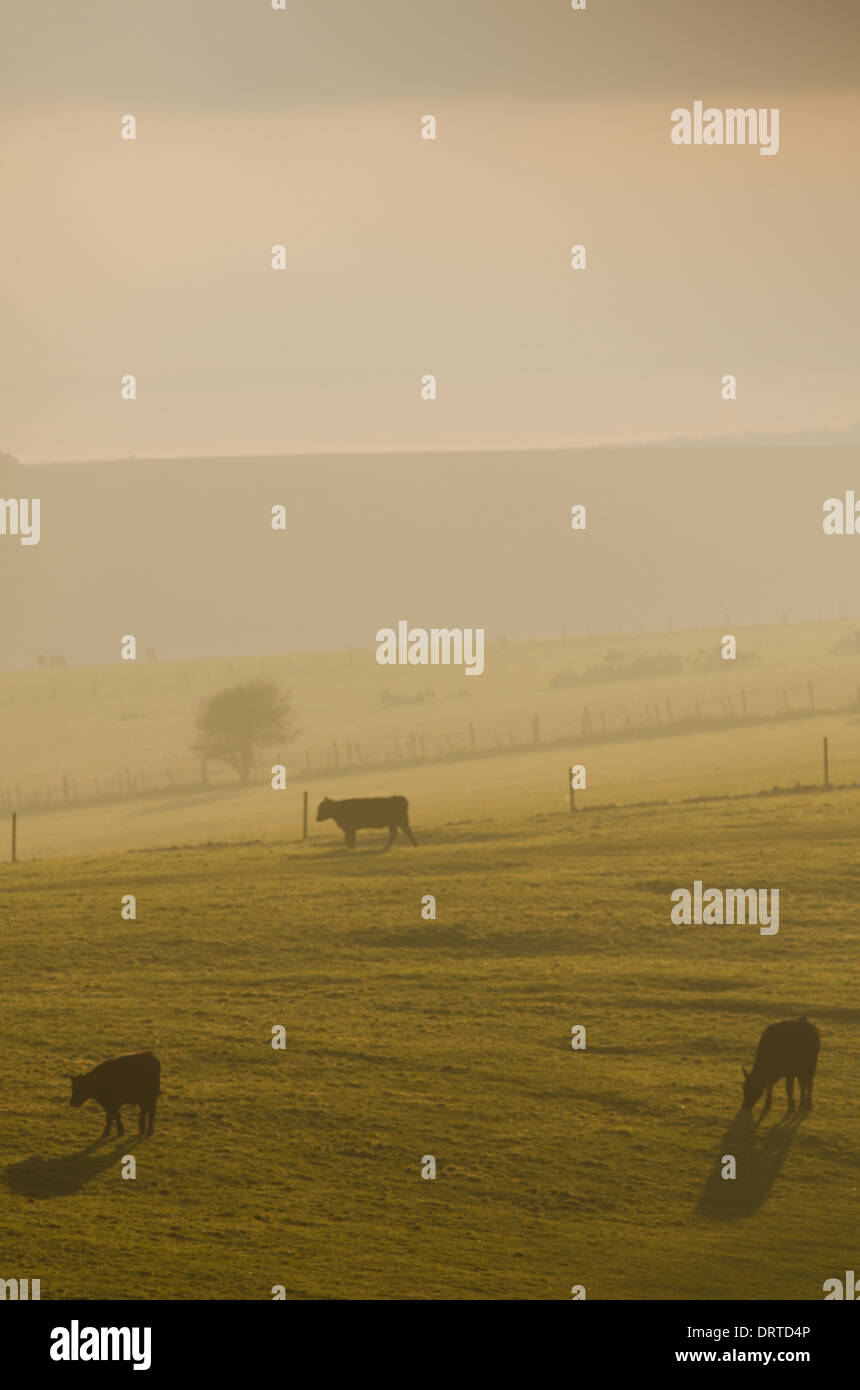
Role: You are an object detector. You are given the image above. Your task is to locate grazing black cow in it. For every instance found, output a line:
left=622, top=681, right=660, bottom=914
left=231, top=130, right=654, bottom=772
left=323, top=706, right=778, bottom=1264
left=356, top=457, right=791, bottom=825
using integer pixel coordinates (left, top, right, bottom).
left=316, top=795, right=417, bottom=848
left=69, top=1051, right=161, bottom=1137
left=741, top=1017, right=819, bottom=1115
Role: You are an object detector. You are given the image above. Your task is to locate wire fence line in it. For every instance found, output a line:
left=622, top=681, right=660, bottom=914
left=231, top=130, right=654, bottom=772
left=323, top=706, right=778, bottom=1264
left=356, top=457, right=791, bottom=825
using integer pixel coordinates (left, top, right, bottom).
left=3, top=678, right=859, bottom=815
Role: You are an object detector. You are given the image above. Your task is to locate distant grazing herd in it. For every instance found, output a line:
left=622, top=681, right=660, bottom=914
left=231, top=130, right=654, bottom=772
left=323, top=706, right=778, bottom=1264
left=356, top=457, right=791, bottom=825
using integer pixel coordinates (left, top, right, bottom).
left=66, top=793, right=820, bottom=1141
left=70, top=1017, right=816, bottom=1134
left=68, top=1019, right=821, bottom=1138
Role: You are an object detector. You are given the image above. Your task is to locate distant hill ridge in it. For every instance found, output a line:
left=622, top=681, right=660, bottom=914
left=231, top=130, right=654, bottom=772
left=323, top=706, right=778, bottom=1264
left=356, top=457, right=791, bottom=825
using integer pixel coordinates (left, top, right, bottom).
left=3, top=437, right=857, bottom=671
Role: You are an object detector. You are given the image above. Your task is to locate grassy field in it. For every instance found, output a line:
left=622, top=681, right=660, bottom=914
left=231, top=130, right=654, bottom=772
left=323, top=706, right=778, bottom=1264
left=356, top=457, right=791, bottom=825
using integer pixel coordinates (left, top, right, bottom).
left=1, top=789, right=856, bottom=1300
left=7, top=704, right=860, bottom=863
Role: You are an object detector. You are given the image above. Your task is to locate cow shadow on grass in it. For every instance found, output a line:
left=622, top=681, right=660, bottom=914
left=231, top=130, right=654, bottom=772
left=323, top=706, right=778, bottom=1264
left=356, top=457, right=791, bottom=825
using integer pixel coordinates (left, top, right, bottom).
left=355, top=925, right=470, bottom=949
left=697, top=1109, right=807, bottom=1220
left=305, top=821, right=530, bottom=855
left=3, top=1137, right=143, bottom=1198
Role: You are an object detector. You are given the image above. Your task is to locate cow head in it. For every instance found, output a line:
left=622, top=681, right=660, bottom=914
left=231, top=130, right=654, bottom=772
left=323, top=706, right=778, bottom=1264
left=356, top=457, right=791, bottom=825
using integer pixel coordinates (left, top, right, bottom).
left=316, top=797, right=334, bottom=823
left=69, top=1074, right=89, bottom=1108
left=741, top=1065, right=763, bottom=1110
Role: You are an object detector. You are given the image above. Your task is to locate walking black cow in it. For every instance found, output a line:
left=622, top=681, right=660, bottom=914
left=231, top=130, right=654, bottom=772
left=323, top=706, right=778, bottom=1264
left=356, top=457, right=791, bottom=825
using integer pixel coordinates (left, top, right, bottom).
left=69, top=1051, right=161, bottom=1137
left=316, top=795, right=417, bottom=848
left=741, top=1017, right=819, bottom=1115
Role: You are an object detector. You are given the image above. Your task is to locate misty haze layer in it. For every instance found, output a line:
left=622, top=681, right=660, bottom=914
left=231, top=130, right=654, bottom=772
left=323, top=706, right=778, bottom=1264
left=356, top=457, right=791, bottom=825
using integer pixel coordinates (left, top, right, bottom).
left=2, top=1, right=858, bottom=460
left=2, top=447, right=856, bottom=667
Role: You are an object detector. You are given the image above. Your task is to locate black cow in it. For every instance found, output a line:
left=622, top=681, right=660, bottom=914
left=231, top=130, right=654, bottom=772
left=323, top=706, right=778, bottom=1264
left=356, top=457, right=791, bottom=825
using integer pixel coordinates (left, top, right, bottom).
left=741, top=1017, right=819, bottom=1115
left=69, top=1051, right=161, bottom=1137
left=316, top=795, right=417, bottom=848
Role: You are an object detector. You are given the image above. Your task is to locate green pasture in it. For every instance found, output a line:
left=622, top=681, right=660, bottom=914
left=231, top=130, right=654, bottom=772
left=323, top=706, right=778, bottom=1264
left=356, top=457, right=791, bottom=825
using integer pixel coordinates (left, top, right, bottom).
left=1, top=791, right=855, bottom=1299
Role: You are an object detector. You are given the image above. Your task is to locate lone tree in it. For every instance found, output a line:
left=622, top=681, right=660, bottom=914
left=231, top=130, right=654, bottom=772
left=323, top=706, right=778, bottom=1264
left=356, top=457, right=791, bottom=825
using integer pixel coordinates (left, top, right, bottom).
left=193, top=679, right=296, bottom=782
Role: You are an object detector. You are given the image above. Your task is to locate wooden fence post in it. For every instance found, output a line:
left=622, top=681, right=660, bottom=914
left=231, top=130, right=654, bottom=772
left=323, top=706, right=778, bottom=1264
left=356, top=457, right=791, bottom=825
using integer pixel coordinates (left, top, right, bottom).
left=302, top=791, right=308, bottom=840
left=569, top=768, right=576, bottom=812
left=11, top=812, right=17, bottom=863
left=823, top=737, right=829, bottom=788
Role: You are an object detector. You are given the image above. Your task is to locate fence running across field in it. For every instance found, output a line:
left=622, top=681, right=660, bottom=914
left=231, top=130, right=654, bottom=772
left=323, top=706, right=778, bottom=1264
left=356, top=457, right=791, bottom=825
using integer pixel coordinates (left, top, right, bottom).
left=3, top=676, right=858, bottom=815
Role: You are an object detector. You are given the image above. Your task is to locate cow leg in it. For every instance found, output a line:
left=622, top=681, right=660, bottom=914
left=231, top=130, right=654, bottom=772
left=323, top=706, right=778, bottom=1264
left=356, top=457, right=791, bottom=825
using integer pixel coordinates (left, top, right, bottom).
left=147, top=1106, right=155, bottom=1136
left=384, top=825, right=397, bottom=848
left=139, top=1105, right=146, bottom=1135
left=785, top=1076, right=795, bottom=1112
left=402, top=823, right=417, bottom=846
left=345, top=828, right=356, bottom=849
left=805, top=1073, right=814, bottom=1109
left=761, top=1084, right=773, bottom=1116
left=103, top=1108, right=122, bottom=1137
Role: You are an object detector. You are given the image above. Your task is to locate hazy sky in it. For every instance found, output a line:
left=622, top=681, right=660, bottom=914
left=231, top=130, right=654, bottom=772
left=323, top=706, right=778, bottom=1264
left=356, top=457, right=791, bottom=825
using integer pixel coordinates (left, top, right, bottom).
left=2, top=1, right=858, bottom=462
